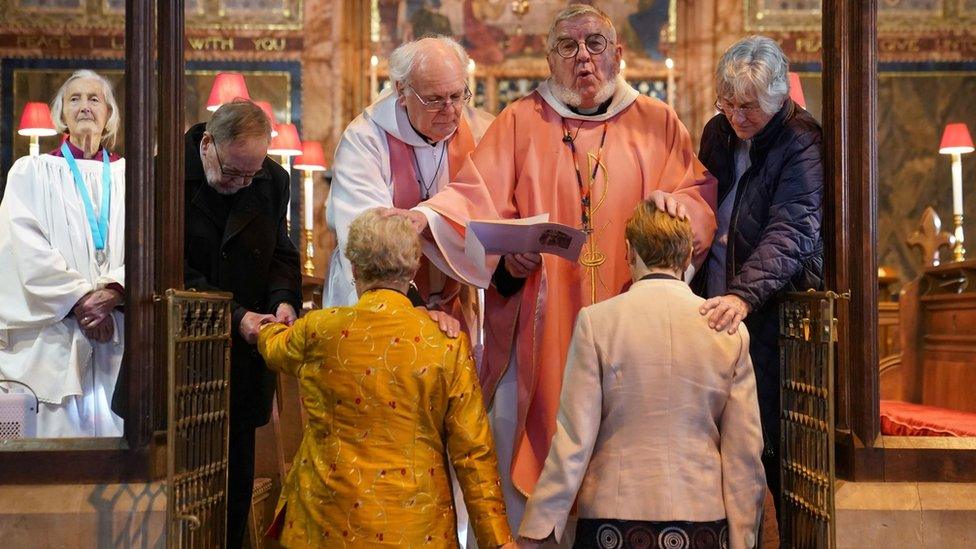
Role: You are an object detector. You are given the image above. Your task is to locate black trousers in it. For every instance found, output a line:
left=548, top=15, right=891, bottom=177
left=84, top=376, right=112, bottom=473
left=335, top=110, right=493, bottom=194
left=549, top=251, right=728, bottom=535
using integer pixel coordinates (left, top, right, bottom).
left=227, top=425, right=256, bottom=549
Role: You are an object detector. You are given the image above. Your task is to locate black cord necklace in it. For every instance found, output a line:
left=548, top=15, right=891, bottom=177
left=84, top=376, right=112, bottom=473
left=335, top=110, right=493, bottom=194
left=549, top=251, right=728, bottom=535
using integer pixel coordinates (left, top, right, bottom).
left=411, top=139, right=448, bottom=200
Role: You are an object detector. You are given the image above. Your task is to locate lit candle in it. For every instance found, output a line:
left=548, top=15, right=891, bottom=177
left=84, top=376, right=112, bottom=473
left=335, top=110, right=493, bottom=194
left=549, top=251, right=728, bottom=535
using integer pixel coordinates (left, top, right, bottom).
left=619, top=58, right=626, bottom=75
left=370, top=55, right=379, bottom=103
left=467, top=59, right=476, bottom=95
left=304, top=171, right=314, bottom=232
left=951, top=153, right=964, bottom=215
left=665, top=57, right=675, bottom=108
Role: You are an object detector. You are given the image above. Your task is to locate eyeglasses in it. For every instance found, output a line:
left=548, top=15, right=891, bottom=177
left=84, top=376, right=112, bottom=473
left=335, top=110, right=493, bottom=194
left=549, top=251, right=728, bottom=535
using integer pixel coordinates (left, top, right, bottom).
left=407, top=86, right=472, bottom=112
left=552, top=34, right=611, bottom=59
left=211, top=137, right=267, bottom=183
left=714, top=99, right=763, bottom=118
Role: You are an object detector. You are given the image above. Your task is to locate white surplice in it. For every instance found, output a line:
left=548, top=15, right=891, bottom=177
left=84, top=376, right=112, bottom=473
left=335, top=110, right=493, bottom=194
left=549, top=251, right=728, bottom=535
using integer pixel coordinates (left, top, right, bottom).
left=324, top=89, right=494, bottom=307
left=0, top=153, right=125, bottom=438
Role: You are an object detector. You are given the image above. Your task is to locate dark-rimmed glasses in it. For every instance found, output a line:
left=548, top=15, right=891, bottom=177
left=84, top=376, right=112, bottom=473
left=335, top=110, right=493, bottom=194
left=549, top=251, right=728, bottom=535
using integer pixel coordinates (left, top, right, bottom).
left=552, top=34, right=611, bottom=59
left=407, top=86, right=472, bottom=112
left=211, top=137, right=267, bottom=183
left=714, top=99, right=763, bottom=119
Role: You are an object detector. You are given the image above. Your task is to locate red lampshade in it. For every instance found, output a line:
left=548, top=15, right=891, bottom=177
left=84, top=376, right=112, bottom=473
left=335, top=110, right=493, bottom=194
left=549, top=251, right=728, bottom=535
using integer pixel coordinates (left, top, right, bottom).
left=255, top=101, right=279, bottom=137
left=294, top=141, right=328, bottom=172
left=268, top=123, right=302, bottom=157
left=206, top=72, right=250, bottom=112
left=939, top=123, right=975, bottom=155
left=18, top=102, right=58, bottom=137
left=788, top=72, right=806, bottom=110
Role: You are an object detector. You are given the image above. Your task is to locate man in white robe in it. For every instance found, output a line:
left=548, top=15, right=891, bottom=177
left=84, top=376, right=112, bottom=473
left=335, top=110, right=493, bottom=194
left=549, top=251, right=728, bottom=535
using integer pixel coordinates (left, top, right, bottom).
left=325, top=36, right=493, bottom=319
left=0, top=70, right=125, bottom=438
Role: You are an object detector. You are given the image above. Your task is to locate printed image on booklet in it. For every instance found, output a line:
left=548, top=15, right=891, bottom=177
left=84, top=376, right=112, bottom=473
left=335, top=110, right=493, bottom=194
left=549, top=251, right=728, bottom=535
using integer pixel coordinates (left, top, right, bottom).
left=464, top=213, right=587, bottom=267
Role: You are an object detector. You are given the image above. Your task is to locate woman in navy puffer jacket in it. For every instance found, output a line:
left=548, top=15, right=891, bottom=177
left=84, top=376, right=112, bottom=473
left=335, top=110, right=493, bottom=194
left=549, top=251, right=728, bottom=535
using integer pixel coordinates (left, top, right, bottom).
left=691, top=35, right=824, bottom=519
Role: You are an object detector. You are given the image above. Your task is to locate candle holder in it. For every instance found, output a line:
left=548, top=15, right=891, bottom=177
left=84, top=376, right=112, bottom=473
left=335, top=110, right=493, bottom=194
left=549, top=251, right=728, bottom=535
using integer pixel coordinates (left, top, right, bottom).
left=294, top=141, right=328, bottom=276
left=939, top=123, right=974, bottom=262
left=953, top=214, right=966, bottom=262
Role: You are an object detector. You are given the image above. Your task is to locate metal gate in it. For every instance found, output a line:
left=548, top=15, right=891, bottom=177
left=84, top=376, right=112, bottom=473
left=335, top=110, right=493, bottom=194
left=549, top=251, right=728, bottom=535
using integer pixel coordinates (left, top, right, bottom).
left=166, top=289, right=233, bottom=548
left=779, top=291, right=843, bottom=549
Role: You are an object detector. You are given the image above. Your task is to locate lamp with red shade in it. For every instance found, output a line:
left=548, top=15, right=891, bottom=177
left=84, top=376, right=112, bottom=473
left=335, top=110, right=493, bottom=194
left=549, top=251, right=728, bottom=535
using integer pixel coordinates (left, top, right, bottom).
left=267, top=123, right=303, bottom=230
left=940, top=122, right=975, bottom=261
left=18, top=102, right=58, bottom=157
left=788, top=72, right=806, bottom=110
left=206, top=72, right=250, bottom=112
left=294, top=141, right=328, bottom=275
left=254, top=101, right=279, bottom=138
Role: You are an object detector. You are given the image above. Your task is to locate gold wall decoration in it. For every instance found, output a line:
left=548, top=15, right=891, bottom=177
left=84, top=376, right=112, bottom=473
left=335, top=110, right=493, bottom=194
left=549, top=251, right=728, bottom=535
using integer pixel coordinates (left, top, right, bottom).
left=0, top=0, right=302, bottom=30
left=745, top=0, right=976, bottom=32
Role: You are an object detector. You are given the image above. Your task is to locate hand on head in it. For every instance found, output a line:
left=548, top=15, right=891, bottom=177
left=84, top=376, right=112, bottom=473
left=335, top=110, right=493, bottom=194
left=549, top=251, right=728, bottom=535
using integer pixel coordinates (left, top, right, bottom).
left=380, top=207, right=429, bottom=234
left=647, top=190, right=688, bottom=220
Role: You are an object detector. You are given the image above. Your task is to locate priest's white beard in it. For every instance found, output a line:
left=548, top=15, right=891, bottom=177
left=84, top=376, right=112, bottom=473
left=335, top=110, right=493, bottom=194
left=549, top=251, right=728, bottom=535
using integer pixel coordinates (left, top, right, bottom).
left=551, top=77, right=617, bottom=110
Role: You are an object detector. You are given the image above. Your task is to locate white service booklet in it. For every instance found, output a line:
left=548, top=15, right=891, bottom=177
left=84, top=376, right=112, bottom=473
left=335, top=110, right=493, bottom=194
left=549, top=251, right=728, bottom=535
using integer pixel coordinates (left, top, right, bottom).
left=464, top=213, right=587, bottom=267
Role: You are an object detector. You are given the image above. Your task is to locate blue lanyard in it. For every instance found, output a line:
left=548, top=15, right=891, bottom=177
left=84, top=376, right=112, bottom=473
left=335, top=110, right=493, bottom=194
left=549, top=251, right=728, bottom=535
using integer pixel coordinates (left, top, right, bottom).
left=61, top=142, right=111, bottom=251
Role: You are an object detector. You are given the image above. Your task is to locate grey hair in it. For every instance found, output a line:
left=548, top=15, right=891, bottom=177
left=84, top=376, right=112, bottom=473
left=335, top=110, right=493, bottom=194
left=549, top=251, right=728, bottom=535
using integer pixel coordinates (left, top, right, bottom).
left=345, top=208, right=421, bottom=287
left=546, top=3, right=617, bottom=51
left=206, top=99, right=272, bottom=144
left=50, top=69, right=121, bottom=149
left=388, top=36, right=469, bottom=85
left=716, top=35, right=790, bottom=115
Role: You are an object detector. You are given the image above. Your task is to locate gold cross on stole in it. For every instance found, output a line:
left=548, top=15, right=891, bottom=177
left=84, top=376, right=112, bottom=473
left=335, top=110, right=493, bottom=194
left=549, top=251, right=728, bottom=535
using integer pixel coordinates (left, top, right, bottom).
left=579, top=152, right=608, bottom=304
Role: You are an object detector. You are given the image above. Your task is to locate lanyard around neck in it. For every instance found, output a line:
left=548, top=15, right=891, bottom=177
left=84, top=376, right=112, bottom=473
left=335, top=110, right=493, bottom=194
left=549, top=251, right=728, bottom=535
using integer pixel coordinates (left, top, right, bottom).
left=562, top=119, right=609, bottom=231
left=61, top=142, right=112, bottom=251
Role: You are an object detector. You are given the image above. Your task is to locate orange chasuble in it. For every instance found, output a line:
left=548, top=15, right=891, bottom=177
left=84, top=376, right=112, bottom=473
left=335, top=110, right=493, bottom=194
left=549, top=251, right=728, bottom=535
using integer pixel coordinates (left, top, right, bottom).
left=423, top=87, right=718, bottom=496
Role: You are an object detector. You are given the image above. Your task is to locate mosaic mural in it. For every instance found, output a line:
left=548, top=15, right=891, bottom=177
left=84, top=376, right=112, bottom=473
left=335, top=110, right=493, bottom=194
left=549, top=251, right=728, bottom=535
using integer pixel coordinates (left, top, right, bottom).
left=375, top=0, right=675, bottom=64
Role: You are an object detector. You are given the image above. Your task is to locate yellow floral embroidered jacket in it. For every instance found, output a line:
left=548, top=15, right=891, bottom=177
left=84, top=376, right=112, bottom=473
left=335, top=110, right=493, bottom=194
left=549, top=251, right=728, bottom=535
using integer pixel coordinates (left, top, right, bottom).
left=257, top=289, right=511, bottom=548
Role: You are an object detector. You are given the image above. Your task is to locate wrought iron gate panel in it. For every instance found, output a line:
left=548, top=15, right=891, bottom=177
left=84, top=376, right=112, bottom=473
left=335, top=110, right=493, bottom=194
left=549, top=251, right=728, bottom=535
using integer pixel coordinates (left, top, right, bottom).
left=166, top=289, right=232, bottom=548
left=780, top=291, right=841, bottom=549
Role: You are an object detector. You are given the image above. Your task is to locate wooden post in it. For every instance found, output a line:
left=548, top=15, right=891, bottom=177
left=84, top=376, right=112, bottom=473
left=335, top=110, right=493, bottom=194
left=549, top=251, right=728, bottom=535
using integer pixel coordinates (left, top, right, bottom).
left=822, top=0, right=883, bottom=479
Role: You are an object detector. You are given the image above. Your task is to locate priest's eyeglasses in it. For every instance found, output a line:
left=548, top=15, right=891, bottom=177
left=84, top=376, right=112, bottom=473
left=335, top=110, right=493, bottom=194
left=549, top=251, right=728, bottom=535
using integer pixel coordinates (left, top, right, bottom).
left=552, top=34, right=611, bottom=59
left=408, top=86, right=472, bottom=112
left=714, top=99, right=763, bottom=119
left=212, top=139, right=267, bottom=182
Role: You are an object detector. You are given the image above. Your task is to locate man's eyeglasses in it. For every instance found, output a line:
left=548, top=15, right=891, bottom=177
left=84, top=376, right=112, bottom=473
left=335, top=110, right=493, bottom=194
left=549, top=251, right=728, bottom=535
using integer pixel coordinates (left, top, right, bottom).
left=211, top=138, right=267, bottom=183
left=552, top=34, right=611, bottom=59
left=714, top=99, right=763, bottom=119
left=407, top=86, right=472, bottom=112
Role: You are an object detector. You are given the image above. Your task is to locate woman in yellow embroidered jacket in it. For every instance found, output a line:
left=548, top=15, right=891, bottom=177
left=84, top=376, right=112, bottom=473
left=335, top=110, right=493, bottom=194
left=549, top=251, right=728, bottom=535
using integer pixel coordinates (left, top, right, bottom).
left=258, top=208, right=513, bottom=548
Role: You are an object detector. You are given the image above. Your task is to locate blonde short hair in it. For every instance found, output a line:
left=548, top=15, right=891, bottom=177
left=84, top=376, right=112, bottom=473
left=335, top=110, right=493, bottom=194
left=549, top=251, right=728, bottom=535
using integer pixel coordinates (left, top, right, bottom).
left=345, top=208, right=421, bottom=287
left=50, top=69, right=121, bottom=149
left=625, top=200, right=694, bottom=272
left=206, top=99, right=272, bottom=144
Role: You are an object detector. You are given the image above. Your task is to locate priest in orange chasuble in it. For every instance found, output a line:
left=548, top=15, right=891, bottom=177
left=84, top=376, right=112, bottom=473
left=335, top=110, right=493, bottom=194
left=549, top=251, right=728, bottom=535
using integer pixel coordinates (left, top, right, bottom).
left=391, top=4, right=718, bottom=531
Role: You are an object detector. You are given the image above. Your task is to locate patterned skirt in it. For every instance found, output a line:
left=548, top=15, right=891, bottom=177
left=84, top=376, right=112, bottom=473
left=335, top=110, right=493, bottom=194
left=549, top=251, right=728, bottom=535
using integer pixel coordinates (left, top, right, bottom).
left=573, top=518, right=729, bottom=549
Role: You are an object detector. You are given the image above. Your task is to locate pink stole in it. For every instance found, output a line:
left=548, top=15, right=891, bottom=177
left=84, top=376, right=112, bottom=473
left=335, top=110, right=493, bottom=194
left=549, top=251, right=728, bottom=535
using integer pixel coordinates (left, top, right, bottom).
left=386, top=117, right=478, bottom=327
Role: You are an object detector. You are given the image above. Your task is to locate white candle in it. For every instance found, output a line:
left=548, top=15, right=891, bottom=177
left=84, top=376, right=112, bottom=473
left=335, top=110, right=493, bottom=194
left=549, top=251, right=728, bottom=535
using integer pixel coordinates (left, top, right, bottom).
left=952, top=153, right=964, bottom=216
left=467, top=59, right=476, bottom=94
left=370, top=55, right=379, bottom=103
left=282, top=155, right=292, bottom=225
left=304, top=171, right=314, bottom=231
left=665, top=57, right=675, bottom=108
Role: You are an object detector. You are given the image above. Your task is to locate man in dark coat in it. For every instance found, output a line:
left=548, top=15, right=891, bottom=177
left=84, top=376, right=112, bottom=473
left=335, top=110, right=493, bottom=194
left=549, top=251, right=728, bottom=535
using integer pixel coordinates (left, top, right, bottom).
left=692, top=36, right=824, bottom=516
left=183, top=100, right=301, bottom=548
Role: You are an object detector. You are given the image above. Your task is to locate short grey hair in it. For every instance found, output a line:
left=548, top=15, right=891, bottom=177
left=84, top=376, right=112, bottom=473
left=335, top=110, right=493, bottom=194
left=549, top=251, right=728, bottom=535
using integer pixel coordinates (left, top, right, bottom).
left=345, top=208, right=421, bottom=287
left=546, top=4, right=617, bottom=51
left=206, top=99, right=272, bottom=144
left=716, top=35, right=790, bottom=115
left=50, top=69, right=121, bottom=149
left=389, top=36, right=469, bottom=85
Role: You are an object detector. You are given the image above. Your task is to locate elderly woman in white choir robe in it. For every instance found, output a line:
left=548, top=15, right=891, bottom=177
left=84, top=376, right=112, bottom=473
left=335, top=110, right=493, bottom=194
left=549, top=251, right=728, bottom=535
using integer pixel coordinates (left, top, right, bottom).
left=0, top=69, right=125, bottom=438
